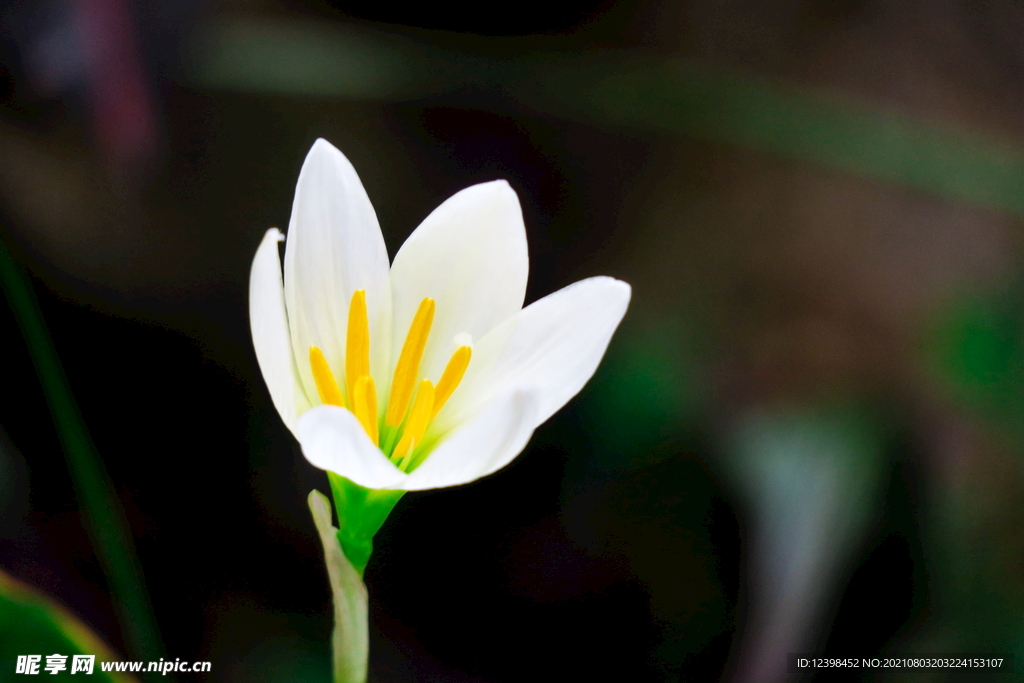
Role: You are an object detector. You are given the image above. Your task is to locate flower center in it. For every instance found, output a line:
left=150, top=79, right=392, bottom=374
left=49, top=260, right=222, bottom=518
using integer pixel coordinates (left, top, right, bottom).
left=308, top=290, right=472, bottom=472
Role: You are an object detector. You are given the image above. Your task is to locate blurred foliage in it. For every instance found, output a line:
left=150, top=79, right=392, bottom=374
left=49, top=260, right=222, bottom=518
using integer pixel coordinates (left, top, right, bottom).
left=577, top=318, right=707, bottom=473
left=0, top=239, right=166, bottom=675
left=568, top=321, right=733, bottom=679
left=896, top=290, right=1024, bottom=679
left=725, top=406, right=890, bottom=680
left=535, top=59, right=1024, bottom=216
left=0, top=569, right=137, bottom=683
left=927, top=287, right=1024, bottom=443
left=194, top=16, right=1024, bottom=217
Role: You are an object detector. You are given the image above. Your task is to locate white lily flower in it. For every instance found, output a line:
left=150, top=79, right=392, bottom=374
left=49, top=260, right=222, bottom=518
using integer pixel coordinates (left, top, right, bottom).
left=250, top=138, right=630, bottom=491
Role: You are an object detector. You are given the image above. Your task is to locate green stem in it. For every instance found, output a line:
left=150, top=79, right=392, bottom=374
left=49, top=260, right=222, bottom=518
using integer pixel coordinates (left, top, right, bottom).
left=0, top=238, right=167, bottom=677
left=309, top=490, right=369, bottom=683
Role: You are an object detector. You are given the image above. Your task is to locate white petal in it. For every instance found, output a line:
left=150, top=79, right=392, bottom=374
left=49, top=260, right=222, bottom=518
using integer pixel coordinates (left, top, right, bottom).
left=400, top=386, right=540, bottom=491
left=283, top=139, right=392, bottom=405
left=297, top=405, right=406, bottom=489
left=388, top=180, right=528, bottom=385
left=438, top=276, right=631, bottom=431
left=250, top=228, right=309, bottom=435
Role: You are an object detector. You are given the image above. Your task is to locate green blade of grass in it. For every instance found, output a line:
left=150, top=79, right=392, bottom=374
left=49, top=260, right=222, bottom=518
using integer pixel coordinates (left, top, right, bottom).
left=191, top=16, right=1024, bottom=217
left=0, top=238, right=167, bottom=679
left=516, top=56, right=1024, bottom=216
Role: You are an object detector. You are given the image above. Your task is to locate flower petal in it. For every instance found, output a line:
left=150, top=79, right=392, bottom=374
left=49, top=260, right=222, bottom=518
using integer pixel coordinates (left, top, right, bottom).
left=388, top=180, right=528, bottom=386
left=438, top=276, right=631, bottom=431
left=284, top=139, right=392, bottom=406
left=297, top=405, right=406, bottom=489
left=399, top=386, right=540, bottom=491
left=250, top=228, right=309, bottom=435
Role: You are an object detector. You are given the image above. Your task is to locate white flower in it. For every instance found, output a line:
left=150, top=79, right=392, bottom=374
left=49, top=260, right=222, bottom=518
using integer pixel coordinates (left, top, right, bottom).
left=249, top=139, right=630, bottom=491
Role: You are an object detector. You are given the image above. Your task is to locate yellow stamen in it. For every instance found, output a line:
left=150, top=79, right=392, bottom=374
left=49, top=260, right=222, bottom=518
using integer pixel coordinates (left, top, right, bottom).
left=310, top=346, right=345, bottom=407
left=345, top=290, right=371, bottom=408
left=351, top=375, right=378, bottom=446
left=431, top=346, right=472, bottom=419
left=385, top=298, right=435, bottom=426
left=392, top=380, right=435, bottom=465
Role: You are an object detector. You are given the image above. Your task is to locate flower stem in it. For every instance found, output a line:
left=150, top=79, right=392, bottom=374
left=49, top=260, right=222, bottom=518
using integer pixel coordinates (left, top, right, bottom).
left=309, top=490, right=369, bottom=683
left=0, top=238, right=167, bottom=676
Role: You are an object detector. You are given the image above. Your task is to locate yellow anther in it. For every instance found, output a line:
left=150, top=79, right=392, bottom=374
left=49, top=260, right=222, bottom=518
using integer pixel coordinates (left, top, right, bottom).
left=310, top=346, right=345, bottom=407
left=392, top=380, right=435, bottom=466
left=345, top=290, right=371, bottom=408
left=432, top=346, right=472, bottom=419
left=351, top=375, right=379, bottom=446
left=386, top=298, right=435, bottom=426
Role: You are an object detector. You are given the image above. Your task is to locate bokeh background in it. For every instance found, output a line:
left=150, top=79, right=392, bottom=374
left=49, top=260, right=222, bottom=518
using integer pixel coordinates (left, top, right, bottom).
left=3, top=0, right=1024, bottom=681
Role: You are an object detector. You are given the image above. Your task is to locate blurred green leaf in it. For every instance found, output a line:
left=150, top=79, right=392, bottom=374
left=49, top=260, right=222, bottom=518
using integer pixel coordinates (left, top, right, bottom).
left=194, top=18, right=436, bottom=100
left=926, top=291, right=1024, bottom=439
left=578, top=321, right=705, bottom=471
left=723, top=406, right=889, bottom=676
left=0, top=238, right=166, bottom=676
left=0, top=569, right=138, bottom=682
left=193, top=15, right=1024, bottom=217
left=523, top=58, right=1024, bottom=216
